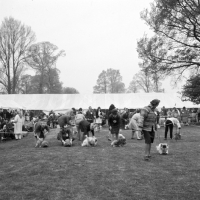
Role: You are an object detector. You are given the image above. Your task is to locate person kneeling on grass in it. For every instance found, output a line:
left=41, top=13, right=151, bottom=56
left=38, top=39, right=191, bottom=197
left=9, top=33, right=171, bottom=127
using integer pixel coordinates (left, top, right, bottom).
left=108, top=108, right=121, bottom=143
left=78, top=120, right=97, bottom=141
left=34, top=121, right=49, bottom=147
left=164, top=117, right=181, bottom=140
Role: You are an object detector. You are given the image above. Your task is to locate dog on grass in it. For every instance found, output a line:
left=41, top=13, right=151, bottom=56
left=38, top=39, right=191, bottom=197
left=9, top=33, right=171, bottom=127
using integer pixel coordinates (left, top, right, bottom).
left=111, top=133, right=126, bottom=147
left=62, top=139, right=72, bottom=147
left=82, top=135, right=97, bottom=147
left=156, top=143, right=169, bottom=155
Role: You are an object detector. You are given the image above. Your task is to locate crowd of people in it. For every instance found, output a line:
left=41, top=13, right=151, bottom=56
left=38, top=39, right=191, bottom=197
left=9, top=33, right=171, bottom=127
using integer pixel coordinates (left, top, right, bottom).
left=1, top=102, right=199, bottom=161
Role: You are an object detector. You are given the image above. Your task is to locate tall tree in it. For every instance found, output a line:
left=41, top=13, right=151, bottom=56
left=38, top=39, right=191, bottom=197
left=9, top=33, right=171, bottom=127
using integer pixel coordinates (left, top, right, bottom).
left=182, top=74, right=200, bottom=104
left=0, top=17, right=35, bottom=93
left=93, top=68, right=125, bottom=93
left=93, top=70, right=108, bottom=93
left=127, top=79, right=139, bottom=93
left=140, top=0, right=200, bottom=76
left=26, top=41, right=65, bottom=94
left=134, top=69, right=153, bottom=93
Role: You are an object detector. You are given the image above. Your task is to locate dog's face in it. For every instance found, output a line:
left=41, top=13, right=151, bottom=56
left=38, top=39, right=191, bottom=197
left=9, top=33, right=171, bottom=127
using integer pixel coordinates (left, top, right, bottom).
left=88, top=136, right=97, bottom=146
left=156, top=143, right=169, bottom=154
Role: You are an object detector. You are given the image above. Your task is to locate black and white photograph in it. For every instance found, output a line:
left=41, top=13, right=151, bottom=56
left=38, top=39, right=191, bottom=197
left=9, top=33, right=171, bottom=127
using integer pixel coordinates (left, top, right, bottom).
left=0, top=0, right=200, bottom=199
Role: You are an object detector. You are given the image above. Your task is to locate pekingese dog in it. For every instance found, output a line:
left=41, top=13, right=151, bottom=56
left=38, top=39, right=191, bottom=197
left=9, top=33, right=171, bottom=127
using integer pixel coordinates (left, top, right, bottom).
left=156, top=143, right=169, bottom=155
left=82, top=136, right=97, bottom=147
left=111, top=134, right=126, bottom=147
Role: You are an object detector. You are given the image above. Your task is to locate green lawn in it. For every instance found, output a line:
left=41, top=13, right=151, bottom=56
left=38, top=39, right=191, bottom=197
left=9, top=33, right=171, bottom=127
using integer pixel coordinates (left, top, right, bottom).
left=0, top=126, right=200, bottom=200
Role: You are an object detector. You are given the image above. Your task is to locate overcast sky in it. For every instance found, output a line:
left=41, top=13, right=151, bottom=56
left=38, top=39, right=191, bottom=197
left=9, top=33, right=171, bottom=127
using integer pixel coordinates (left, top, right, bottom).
left=0, top=0, right=179, bottom=93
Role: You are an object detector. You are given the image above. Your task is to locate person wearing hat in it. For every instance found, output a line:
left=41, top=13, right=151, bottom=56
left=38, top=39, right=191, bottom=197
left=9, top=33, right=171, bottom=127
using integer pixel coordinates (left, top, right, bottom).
left=108, top=108, right=121, bottom=143
left=138, top=99, right=160, bottom=161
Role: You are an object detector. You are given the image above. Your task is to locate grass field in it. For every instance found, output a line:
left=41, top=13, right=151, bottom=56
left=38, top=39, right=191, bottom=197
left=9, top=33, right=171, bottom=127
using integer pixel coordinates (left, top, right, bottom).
left=0, top=126, right=200, bottom=200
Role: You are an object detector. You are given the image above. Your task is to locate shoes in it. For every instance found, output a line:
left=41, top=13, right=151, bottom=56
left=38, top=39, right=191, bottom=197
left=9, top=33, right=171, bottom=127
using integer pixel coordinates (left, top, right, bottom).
left=147, top=155, right=151, bottom=158
left=108, top=138, right=111, bottom=141
left=164, top=138, right=167, bottom=140
left=137, top=138, right=142, bottom=140
left=144, top=156, right=150, bottom=161
left=131, top=137, right=135, bottom=139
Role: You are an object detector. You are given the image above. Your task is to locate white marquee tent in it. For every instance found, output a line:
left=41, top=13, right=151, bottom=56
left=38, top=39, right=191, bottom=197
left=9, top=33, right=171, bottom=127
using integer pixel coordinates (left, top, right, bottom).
left=0, top=93, right=198, bottom=111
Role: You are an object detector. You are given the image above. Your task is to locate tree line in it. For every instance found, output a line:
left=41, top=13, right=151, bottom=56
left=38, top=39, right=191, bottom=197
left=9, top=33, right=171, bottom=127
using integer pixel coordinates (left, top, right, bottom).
left=136, top=0, right=200, bottom=104
left=0, top=17, right=79, bottom=94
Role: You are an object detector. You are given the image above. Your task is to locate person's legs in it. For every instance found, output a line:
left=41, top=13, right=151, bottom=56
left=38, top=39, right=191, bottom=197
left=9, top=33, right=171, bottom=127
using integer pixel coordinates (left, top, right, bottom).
left=169, top=124, right=173, bottom=139
left=18, top=134, right=22, bottom=140
left=15, top=134, right=19, bottom=140
left=131, top=130, right=135, bottom=139
left=164, top=125, right=169, bottom=139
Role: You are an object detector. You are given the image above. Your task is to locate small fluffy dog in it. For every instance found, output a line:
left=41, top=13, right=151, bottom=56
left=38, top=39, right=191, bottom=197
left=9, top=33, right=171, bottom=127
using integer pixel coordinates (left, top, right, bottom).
left=82, top=136, right=97, bottom=147
left=35, top=137, right=44, bottom=148
left=35, top=137, right=49, bottom=148
left=156, top=143, right=169, bottom=155
left=62, top=139, right=72, bottom=147
left=174, top=132, right=181, bottom=141
left=111, top=134, right=126, bottom=147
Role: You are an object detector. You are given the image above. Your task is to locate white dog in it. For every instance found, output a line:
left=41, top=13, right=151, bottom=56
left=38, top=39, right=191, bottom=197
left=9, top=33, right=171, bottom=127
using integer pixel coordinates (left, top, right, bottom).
left=111, top=133, right=126, bottom=147
left=62, top=139, right=72, bottom=147
left=156, top=143, right=169, bottom=155
left=82, top=136, right=97, bottom=147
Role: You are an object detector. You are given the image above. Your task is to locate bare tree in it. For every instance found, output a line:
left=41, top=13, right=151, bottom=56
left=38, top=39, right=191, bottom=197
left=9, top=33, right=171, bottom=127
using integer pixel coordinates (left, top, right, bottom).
left=0, top=17, right=36, bottom=93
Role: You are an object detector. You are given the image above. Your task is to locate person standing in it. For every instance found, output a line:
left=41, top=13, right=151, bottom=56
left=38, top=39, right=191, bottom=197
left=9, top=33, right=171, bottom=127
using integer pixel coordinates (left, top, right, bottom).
left=95, top=107, right=103, bottom=131
left=85, top=106, right=95, bottom=123
left=12, top=110, right=23, bottom=140
left=138, top=99, right=160, bottom=161
left=107, top=104, right=116, bottom=141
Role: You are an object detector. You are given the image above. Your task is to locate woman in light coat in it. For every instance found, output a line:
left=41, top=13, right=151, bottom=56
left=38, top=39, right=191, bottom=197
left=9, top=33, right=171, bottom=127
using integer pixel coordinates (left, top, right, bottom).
left=12, top=110, right=23, bottom=140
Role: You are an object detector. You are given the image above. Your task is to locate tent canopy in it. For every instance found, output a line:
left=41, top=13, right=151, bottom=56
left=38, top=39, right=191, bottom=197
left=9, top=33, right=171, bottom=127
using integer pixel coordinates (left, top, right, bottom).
left=0, top=99, right=24, bottom=109
left=0, top=93, right=198, bottom=111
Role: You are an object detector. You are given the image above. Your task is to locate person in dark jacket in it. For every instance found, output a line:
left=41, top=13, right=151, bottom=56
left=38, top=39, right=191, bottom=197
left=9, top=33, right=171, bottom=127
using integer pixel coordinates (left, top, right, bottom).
left=107, top=104, right=116, bottom=141
left=57, top=115, right=73, bottom=144
left=79, top=120, right=97, bottom=141
left=120, top=108, right=129, bottom=129
left=85, top=106, right=95, bottom=123
left=108, top=108, right=121, bottom=142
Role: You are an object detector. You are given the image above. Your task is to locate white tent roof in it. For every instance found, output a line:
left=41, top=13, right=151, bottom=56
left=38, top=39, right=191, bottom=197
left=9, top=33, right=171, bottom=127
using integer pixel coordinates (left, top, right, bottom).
left=0, top=93, right=198, bottom=111
left=0, top=99, right=24, bottom=109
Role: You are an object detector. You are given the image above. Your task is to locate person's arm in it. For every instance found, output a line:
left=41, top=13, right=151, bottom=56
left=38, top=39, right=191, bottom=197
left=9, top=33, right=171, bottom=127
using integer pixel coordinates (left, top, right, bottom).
left=138, top=109, right=148, bottom=130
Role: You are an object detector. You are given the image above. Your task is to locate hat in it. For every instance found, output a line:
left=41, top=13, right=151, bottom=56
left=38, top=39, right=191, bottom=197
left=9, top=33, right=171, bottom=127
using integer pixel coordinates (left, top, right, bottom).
left=150, top=99, right=160, bottom=106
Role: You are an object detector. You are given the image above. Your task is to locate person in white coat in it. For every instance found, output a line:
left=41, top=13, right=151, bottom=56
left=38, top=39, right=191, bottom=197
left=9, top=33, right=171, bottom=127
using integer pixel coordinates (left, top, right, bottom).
left=127, top=109, right=142, bottom=140
left=12, top=110, right=23, bottom=140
